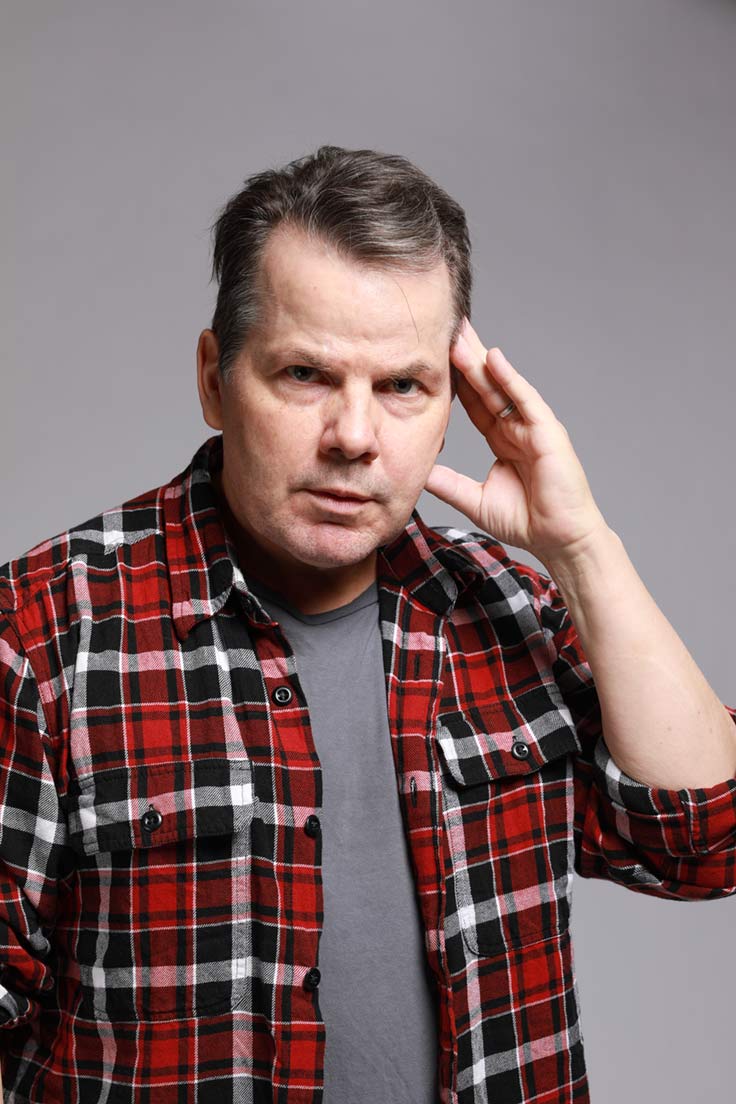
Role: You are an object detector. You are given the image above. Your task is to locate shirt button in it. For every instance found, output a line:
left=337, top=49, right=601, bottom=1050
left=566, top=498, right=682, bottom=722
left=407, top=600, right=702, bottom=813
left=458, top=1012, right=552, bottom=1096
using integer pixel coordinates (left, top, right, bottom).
left=304, top=815, right=321, bottom=838
left=141, top=806, right=163, bottom=832
left=511, top=741, right=530, bottom=760
left=303, top=967, right=321, bottom=992
left=272, top=685, right=293, bottom=705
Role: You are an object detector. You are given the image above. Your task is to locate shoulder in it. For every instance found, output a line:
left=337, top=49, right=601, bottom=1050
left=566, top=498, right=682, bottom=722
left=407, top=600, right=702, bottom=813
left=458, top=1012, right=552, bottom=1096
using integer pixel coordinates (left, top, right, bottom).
left=426, top=523, right=576, bottom=660
left=427, top=523, right=557, bottom=603
left=0, top=480, right=166, bottom=619
left=0, top=478, right=171, bottom=737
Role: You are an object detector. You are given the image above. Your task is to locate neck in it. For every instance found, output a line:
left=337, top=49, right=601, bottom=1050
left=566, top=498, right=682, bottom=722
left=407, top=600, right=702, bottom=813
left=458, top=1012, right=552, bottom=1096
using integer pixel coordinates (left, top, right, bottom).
left=211, top=469, right=378, bottom=615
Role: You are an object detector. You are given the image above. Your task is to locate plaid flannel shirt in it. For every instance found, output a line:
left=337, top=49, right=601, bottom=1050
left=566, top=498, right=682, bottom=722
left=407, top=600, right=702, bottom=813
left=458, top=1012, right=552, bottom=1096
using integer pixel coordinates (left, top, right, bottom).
left=1, top=433, right=735, bottom=1104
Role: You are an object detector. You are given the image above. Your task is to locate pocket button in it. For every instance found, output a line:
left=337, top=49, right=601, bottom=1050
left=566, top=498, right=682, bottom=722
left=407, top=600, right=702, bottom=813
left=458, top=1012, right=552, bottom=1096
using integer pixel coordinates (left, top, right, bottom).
left=511, top=741, right=530, bottom=760
left=141, top=806, right=163, bottom=832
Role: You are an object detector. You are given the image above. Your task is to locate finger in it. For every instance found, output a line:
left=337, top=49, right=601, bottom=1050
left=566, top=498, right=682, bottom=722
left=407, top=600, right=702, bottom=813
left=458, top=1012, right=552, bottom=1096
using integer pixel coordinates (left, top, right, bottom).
left=453, top=321, right=551, bottom=425
left=452, top=330, right=516, bottom=419
left=424, top=463, right=484, bottom=518
left=455, top=375, right=528, bottom=463
left=455, top=372, right=495, bottom=436
left=483, top=347, right=552, bottom=425
left=457, top=363, right=512, bottom=416
left=456, top=370, right=523, bottom=448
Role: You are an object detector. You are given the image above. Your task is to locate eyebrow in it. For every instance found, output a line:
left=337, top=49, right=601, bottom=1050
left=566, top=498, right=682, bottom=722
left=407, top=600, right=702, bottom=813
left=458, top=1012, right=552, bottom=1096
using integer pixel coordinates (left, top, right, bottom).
left=270, top=346, right=443, bottom=377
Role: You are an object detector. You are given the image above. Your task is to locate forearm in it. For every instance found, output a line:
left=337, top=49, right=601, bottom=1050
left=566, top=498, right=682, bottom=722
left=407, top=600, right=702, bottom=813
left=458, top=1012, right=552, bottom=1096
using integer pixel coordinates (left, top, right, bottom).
left=543, top=524, right=736, bottom=790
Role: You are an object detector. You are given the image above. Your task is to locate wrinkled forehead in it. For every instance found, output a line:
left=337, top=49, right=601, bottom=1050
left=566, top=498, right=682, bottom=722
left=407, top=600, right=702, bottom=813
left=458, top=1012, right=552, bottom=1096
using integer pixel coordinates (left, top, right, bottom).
left=254, top=227, right=457, bottom=359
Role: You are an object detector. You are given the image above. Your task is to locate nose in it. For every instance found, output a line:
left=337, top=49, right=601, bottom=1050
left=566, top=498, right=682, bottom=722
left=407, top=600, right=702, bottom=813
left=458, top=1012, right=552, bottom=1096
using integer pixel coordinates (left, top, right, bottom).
left=318, top=386, right=380, bottom=463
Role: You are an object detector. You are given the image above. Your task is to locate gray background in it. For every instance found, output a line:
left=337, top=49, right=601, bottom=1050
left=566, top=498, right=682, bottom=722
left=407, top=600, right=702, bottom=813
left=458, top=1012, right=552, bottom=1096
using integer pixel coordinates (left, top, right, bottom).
left=2, top=1, right=734, bottom=1099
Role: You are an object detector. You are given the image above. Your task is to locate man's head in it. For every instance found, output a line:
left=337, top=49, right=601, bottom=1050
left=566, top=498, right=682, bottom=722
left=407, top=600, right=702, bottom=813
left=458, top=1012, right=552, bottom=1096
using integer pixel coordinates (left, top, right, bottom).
left=196, top=145, right=473, bottom=606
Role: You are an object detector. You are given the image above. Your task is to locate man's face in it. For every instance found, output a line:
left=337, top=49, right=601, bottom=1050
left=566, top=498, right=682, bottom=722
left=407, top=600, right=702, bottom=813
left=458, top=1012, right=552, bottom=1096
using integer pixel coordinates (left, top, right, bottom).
left=198, top=225, right=455, bottom=599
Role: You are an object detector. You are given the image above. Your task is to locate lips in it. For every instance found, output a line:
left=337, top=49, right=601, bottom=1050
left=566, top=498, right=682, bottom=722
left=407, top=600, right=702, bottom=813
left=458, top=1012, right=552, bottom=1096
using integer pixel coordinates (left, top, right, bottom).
left=309, top=488, right=372, bottom=502
left=304, top=488, right=375, bottom=515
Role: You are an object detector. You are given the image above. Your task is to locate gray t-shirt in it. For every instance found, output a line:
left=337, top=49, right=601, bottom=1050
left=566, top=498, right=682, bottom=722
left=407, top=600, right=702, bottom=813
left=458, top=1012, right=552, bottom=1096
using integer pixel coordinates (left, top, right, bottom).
left=247, top=575, right=438, bottom=1103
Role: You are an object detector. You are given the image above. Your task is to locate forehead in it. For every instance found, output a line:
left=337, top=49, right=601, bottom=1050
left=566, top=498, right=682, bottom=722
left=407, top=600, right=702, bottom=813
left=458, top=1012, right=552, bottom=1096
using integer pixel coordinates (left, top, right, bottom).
left=254, top=226, right=455, bottom=362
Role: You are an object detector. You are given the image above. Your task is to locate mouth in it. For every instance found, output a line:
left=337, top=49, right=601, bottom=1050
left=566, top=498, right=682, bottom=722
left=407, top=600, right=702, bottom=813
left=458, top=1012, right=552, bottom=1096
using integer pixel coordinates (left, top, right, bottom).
left=305, top=488, right=374, bottom=513
left=311, top=488, right=372, bottom=501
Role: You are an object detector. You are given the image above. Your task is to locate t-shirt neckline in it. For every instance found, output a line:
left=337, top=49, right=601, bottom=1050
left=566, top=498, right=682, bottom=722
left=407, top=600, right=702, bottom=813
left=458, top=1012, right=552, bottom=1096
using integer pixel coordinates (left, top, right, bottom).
left=246, top=576, right=379, bottom=625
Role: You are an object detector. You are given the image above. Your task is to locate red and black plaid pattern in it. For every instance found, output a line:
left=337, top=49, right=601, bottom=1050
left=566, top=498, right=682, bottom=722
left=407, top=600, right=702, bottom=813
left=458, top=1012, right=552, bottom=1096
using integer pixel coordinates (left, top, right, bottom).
left=1, top=433, right=735, bottom=1104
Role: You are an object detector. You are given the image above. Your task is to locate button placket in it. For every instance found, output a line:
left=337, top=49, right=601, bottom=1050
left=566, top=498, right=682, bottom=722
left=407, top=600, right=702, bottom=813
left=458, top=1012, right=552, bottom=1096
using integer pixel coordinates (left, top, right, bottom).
left=303, top=966, right=321, bottom=991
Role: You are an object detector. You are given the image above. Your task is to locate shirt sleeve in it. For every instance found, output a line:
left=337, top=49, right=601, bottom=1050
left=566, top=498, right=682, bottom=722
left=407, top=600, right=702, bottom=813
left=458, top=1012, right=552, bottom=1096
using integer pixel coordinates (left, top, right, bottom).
left=525, top=566, right=736, bottom=901
left=0, top=614, right=71, bottom=1031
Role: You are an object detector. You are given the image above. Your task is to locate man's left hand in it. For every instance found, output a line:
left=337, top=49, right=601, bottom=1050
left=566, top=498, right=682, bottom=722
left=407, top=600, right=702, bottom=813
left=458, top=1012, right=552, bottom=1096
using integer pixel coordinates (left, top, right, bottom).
left=425, top=317, right=608, bottom=564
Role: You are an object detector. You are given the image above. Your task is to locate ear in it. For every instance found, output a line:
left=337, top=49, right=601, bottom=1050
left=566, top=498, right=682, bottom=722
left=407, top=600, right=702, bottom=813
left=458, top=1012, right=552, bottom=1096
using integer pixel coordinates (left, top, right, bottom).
left=196, top=329, right=224, bottom=431
left=450, top=363, right=459, bottom=401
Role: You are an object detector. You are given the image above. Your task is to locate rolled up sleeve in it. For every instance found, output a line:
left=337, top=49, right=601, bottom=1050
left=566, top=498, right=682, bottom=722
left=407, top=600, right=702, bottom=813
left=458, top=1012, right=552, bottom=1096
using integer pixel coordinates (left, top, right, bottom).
left=524, top=564, right=736, bottom=900
left=588, top=709, right=736, bottom=892
left=0, top=614, right=69, bottom=1031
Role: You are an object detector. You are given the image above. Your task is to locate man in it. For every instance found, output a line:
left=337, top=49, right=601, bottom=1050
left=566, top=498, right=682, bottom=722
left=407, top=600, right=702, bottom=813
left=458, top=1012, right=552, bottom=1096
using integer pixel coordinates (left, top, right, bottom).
left=1, top=145, right=735, bottom=1104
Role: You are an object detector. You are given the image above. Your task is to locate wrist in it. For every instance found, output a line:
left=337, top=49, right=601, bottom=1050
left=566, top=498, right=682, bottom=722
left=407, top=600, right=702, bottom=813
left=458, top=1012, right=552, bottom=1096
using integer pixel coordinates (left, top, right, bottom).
left=540, top=522, right=625, bottom=596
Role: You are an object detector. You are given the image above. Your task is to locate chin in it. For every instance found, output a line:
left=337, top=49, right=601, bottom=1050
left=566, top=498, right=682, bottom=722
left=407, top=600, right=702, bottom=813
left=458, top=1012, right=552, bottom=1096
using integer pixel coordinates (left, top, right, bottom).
left=284, top=520, right=389, bottom=569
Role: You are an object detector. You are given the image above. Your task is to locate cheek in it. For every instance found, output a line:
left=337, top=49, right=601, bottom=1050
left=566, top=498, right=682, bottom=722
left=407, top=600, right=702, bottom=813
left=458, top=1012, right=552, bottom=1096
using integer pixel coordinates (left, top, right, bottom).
left=221, top=397, right=320, bottom=519
left=384, top=433, right=442, bottom=497
left=227, top=400, right=308, bottom=468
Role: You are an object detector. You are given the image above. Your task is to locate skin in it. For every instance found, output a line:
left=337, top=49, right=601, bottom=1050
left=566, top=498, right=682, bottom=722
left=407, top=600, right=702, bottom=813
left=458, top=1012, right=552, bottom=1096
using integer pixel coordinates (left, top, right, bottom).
left=197, top=224, right=458, bottom=613
left=424, top=317, right=736, bottom=790
left=195, top=218, right=736, bottom=789
left=424, top=321, right=608, bottom=560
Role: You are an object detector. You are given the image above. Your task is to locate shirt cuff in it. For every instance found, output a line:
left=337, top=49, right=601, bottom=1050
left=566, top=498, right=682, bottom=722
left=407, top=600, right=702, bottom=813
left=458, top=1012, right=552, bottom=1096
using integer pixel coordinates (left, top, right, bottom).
left=0, top=981, right=34, bottom=1029
left=591, top=707, right=736, bottom=858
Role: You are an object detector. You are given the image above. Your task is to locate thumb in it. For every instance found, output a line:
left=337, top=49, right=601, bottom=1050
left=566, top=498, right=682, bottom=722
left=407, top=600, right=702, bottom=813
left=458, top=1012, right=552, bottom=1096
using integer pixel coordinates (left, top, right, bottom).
left=424, top=464, right=483, bottom=522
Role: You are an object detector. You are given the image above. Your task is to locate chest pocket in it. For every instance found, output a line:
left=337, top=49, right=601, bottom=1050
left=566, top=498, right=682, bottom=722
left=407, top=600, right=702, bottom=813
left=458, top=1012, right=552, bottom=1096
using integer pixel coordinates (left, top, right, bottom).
left=65, top=756, right=256, bottom=1022
left=436, top=687, right=581, bottom=958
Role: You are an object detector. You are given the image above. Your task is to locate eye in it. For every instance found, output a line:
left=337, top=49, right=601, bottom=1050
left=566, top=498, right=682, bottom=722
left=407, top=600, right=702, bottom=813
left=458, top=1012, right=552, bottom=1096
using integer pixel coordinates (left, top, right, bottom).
left=387, top=376, right=421, bottom=396
left=285, top=365, right=321, bottom=383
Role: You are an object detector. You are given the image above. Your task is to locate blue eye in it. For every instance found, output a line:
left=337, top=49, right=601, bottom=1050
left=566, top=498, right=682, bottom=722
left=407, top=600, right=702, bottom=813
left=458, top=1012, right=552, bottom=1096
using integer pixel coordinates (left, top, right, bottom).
left=390, top=377, right=420, bottom=395
left=284, top=366, right=421, bottom=395
left=286, top=365, right=319, bottom=382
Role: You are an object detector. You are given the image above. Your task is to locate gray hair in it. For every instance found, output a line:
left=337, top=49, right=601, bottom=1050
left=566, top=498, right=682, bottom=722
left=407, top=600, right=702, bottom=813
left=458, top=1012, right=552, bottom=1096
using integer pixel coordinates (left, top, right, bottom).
left=209, top=145, right=473, bottom=385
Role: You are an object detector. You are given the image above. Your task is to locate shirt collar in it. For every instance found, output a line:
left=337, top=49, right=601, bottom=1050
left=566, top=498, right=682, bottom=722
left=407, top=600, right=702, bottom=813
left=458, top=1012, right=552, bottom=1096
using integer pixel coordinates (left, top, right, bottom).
left=164, top=434, right=489, bottom=641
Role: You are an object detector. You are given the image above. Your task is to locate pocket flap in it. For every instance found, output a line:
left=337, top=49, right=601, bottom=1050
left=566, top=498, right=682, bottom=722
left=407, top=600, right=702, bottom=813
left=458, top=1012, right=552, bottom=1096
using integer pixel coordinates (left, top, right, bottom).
left=436, top=687, right=581, bottom=787
left=67, top=757, right=255, bottom=855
